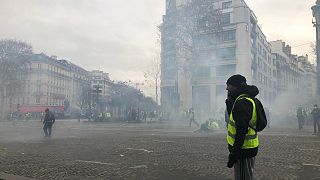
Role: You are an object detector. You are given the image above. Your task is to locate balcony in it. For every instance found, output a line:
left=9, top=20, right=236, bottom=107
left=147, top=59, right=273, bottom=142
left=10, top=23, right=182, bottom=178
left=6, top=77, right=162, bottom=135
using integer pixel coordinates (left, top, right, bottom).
left=50, top=93, right=66, bottom=99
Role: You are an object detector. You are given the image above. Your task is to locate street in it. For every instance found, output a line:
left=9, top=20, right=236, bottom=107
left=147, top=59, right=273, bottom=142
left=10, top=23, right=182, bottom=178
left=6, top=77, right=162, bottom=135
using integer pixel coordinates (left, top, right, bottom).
left=0, top=120, right=319, bottom=180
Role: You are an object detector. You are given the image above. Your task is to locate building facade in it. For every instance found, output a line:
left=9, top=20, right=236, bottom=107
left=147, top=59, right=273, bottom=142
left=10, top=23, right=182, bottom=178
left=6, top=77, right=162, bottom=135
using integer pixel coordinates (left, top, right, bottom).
left=298, top=55, right=317, bottom=98
left=89, top=70, right=113, bottom=112
left=161, top=0, right=276, bottom=120
left=271, top=40, right=317, bottom=98
left=2, top=53, right=90, bottom=114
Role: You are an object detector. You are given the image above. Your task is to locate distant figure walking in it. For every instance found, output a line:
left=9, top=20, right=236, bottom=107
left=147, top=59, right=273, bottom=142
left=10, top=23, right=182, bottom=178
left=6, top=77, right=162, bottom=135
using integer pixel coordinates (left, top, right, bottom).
left=297, top=106, right=306, bottom=130
left=311, top=104, right=320, bottom=135
left=265, top=107, right=271, bottom=128
left=43, top=108, right=55, bottom=137
left=188, top=108, right=199, bottom=128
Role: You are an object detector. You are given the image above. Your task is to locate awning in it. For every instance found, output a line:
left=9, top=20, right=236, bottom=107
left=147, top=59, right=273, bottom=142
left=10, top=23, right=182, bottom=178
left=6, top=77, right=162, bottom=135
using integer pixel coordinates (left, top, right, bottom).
left=18, top=106, right=64, bottom=113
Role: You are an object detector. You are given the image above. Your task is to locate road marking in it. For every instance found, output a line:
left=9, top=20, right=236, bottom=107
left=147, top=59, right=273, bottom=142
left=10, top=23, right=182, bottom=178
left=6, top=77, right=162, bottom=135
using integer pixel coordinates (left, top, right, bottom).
left=75, top=160, right=114, bottom=165
left=299, top=149, right=320, bottom=152
left=130, top=165, right=148, bottom=169
left=302, top=163, right=320, bottom=167
left=126, top=148, right=153, bottom=153
left=263, top=133, right=315, bottom=137
left=153, top=140, right=175, bottom=143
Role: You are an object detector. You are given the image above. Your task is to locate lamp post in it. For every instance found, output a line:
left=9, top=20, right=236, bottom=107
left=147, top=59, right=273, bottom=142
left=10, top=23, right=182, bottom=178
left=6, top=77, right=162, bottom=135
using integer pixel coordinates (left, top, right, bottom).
left=312, top=0, right=320, bottom=94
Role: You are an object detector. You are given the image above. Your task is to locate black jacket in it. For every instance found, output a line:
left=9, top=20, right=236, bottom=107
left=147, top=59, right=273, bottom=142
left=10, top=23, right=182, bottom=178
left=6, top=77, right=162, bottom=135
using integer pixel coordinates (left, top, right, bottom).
left=43, top=112, right=55, bottom=126
left=226, top=84, right=259, bottom=159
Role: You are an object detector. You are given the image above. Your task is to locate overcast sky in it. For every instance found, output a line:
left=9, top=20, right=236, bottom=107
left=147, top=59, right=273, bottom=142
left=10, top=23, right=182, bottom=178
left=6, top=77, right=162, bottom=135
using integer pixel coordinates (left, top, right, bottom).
left=0, top=0, right=316, bottom=96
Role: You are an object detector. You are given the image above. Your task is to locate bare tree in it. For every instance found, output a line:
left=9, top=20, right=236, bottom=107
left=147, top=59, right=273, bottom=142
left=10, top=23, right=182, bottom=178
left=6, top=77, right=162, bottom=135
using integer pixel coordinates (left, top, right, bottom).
left=77, top=84, right=91, bottom=111
left=160, top=0, right=222, bottom=82
left=160, top=0, right=222, bottom=111
left=0, top=39, right=33, bottom=114
left=175, top=0, right=222, bottom=70
left=144, top=57, right=161, bottom=104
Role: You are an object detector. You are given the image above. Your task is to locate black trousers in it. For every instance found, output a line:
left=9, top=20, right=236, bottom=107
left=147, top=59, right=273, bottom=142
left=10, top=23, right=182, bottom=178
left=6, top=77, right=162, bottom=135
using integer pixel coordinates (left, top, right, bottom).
left=298, top=119, right=304, bottom=130
left=314, top=119, right=320, bottom=133
left=189, top=118, right=199, bottom=127
left=43, top=124, right=53, bottom=137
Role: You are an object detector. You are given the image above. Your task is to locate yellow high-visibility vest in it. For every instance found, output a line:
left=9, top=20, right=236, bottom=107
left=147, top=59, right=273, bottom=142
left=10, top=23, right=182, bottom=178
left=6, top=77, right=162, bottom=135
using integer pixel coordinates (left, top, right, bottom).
left=227, top=94, right=259, bottom=149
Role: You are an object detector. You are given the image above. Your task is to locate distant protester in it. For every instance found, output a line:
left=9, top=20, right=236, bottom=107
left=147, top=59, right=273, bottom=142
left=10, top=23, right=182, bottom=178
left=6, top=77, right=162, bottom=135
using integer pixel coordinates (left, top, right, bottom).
left=43, top=108, right=55, bottom=137
left=296, top=106, right=306, bottom=130
left=194, top=120, right=219, bottom=133
left=188, top=108, right=199, bottom=128
left=225, top=74, right=261, bottom=180
left=311, top=104, right=320, bottom=135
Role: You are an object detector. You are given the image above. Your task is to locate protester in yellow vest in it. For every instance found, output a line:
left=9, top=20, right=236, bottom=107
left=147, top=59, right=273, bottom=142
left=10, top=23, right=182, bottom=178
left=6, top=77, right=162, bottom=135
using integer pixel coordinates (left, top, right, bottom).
left=225, top=75, right=259, bottom=180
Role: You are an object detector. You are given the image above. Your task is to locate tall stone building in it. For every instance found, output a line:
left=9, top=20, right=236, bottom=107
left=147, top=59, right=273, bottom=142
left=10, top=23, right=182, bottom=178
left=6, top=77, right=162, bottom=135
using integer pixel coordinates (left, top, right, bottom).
left=161, top=0, right=276, bottom=120
left=2, top=53, right=90, bottom=114
left=271, top=40, right=317, bottom=99
left=89, top=70, right=113, bottom=112
left=298, top=55, right=317, bottom=98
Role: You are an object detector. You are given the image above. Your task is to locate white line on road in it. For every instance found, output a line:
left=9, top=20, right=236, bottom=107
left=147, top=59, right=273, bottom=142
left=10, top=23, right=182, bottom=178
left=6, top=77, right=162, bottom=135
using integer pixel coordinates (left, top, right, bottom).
left=126, top=148, right=153, bottom=153
left=262, top=133, right=316, bottom=137
left=130, top=165, right=148, bottom=169
left=75, top=160, right=114, bottom=165
left=153, top=140, right=175, bottom=143
left=299, top=149, right=320, bottom=152
left=302, top=163, right=320, bottom=167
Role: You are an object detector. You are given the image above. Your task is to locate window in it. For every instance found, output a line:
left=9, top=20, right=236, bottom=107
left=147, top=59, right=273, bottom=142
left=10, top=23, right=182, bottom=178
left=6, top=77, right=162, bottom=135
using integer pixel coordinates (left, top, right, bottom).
left=222, top=1, right=232, bottom=9
left=36, top=97, right=40, bottom=103
left=194, top=67, right=210, bottom=78
left=221, top=13, right=231, bottom=25
left=38, top=64, right=41, bottom=70
left=252, top=69, right=257, bottom=78
left=216, top=85, right=226, bottom=96
left=217, top=47, right=236, bottom=59
left=258, top=57, right=261, bottom=68
left=192, top=86, right=210, bottom=113
left=216, top=64, right=236, bottom=76
left=219, top=30, right=236, bottom=42
left=163, top=68, right=176, bottom=80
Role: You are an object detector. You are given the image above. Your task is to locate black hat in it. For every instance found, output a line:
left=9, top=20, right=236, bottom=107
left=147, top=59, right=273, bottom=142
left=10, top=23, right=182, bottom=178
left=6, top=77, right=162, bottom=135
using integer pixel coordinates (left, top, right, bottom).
left=227, top=74, right=246, bottom=87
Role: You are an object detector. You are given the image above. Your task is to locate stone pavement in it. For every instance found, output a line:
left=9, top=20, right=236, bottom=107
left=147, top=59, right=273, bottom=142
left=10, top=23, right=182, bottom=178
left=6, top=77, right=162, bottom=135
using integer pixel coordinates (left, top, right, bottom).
left=0, top=121, right=319, bottom=180
left=0, top=172, right=36, bottom=180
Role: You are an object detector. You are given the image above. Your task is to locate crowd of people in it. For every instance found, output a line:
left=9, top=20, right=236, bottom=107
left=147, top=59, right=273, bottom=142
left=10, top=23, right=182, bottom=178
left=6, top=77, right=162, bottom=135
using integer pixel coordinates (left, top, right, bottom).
left=296, top=104, right=320, bottom=134
left=126, top=109, right=168, bottom=123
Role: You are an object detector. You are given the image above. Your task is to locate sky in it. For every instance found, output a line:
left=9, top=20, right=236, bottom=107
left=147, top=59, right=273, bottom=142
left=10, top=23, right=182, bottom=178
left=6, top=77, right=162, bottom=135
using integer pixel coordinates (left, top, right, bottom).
left=246, top=0, right=315, bottom=61
left=0, top=0, right=316, bottom=97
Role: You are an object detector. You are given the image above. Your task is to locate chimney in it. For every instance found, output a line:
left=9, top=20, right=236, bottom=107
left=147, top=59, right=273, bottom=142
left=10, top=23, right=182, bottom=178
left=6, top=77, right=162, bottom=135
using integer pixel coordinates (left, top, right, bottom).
left=51, top=55, right=57, bottom=60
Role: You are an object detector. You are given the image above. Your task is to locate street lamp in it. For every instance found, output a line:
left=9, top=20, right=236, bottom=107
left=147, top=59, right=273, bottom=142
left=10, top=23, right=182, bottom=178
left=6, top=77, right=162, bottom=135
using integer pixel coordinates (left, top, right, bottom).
left=312, top=0, right=320, bottom=94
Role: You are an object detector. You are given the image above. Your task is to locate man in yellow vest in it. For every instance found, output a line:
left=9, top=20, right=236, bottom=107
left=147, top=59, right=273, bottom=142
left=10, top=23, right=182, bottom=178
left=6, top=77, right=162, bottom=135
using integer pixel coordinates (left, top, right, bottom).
left=225, top=75, right=259, bottom=180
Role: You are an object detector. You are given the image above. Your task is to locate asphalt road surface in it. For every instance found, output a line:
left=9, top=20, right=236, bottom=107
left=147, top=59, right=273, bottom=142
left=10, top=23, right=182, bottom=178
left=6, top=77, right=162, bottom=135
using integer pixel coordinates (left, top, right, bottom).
left=0, top=120, right=319, bottom=180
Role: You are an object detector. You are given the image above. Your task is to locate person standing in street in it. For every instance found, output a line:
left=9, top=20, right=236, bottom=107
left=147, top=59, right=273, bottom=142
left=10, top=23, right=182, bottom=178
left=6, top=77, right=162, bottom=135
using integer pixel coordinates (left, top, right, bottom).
left=225, top=75, right=260, bottom=180
left=265, top=107, right=271, bottom=128
left=43, top=108, right=55, bottom=137
left=297, top=106, right=306, bottom=130
left=311, top=104, right=320, bottom=135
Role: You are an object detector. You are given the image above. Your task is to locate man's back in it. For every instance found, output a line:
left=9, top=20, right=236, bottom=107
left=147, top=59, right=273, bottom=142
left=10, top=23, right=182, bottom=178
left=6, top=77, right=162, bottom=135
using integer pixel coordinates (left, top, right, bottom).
left=44, top=112, right=55, bottom=125
left=311, top=108, right=320, bottom=119
left=297, top=108, right=305, bottom=119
